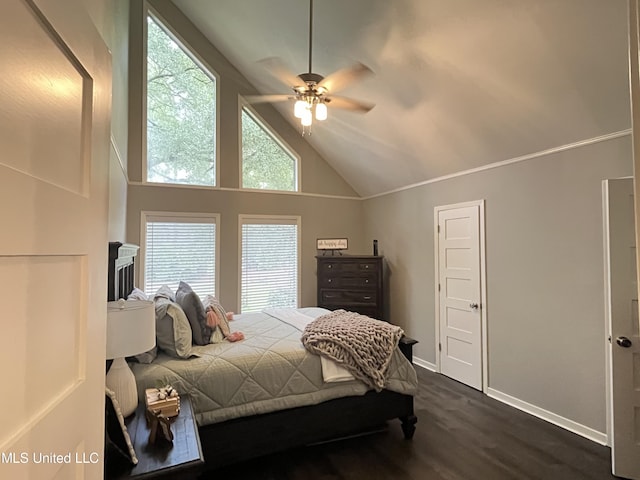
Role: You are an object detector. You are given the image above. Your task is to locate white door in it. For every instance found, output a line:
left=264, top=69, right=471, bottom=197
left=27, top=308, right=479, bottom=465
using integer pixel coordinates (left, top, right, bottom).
left=0, top=1, right=110, bottom=479
left=604, top=178, right=640, bottom=479
left=435, top=201, right=485, bottom=391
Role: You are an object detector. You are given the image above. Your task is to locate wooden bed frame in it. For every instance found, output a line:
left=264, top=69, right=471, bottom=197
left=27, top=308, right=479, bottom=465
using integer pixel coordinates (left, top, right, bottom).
left=108, top=242, right=417, bottom=470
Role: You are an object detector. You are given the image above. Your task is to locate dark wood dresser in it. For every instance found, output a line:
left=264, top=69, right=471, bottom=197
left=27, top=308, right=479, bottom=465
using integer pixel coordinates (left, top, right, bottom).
left=316, top=255, right=385, bottom=320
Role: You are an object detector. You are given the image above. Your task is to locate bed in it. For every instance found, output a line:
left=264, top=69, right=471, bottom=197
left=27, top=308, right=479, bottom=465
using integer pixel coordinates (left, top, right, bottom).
left=108, top=242, right=418, bottom=470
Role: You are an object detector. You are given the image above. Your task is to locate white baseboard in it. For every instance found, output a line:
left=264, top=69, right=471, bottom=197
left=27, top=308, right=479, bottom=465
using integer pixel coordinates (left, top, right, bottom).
left=486, top=387, right=608, bottom=445
left=409, top=359, right=607, bottom=446
left=412, top=356, right=436, bottom=372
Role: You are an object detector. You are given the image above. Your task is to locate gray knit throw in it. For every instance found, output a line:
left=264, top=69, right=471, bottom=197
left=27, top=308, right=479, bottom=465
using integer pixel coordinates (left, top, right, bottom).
left=301, top=309, right=404, bottom=391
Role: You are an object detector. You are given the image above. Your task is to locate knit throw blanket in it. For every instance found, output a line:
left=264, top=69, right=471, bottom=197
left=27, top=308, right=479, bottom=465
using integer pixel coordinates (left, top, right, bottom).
left=301, top=310, right=404, bottom=391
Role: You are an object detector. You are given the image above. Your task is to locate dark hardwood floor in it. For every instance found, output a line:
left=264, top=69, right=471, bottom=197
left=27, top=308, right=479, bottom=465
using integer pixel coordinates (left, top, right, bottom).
left=199, top=367, right=618, bottom=480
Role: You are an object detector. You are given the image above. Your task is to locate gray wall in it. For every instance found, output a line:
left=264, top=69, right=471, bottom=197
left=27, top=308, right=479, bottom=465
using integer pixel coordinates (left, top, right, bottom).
left=126, top=187, right=365, bottom=311
left=85, top=0, right=129, bottom=241
left=125, top=0, right=366, bottom=310
left=363, top=135, right=632, bottom=433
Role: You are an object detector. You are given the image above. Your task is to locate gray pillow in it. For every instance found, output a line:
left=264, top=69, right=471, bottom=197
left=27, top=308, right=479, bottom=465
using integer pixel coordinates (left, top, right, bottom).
left=154, top=285, right=175, bottom=302
left=175, top=281, right=213, bottom=345
left=154, top=296, right=193, bottom=358
left=134, top=346, right=158, bottom=364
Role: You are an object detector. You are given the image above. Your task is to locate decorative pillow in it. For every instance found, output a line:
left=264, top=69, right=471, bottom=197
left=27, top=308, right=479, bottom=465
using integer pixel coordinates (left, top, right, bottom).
left=175, top=281, right=212, bottom=346
left=127, top=287, right=148, bottom=301
left=203, top=295, right=231, bottom=344
left=154, top=285, right=175, bottom=302
left=134, top=346, right=158, bottom=364
left=154, top=296, right=193, bottom=358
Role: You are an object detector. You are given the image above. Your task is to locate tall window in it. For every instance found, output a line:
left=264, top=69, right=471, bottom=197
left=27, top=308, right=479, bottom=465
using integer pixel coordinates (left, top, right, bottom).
left=241, top=107, right=298, bottom=191
left=142, top=212, right=219, bottom=298
left=240, top=215, right=300, bottom=312
left=146, top=13, right=217, bottom=186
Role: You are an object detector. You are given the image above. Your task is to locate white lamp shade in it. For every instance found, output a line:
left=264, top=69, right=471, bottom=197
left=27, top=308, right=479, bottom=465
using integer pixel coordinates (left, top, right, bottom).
left=106, top=300, right=155, bottom=417
left=106, top=300, right=155, bottom=360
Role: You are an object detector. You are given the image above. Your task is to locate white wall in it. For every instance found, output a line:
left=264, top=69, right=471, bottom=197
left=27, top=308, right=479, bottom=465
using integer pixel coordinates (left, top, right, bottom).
left=363, top=134, right=632, bottom=435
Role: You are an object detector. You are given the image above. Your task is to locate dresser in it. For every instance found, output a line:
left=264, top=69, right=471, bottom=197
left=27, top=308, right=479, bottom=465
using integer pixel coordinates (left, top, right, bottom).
left=316, top=255, right=385, bottom=320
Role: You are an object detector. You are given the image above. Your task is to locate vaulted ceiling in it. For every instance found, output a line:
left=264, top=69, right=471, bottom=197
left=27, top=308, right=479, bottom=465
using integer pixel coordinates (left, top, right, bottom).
left=172, top=0, right=630, bottom=197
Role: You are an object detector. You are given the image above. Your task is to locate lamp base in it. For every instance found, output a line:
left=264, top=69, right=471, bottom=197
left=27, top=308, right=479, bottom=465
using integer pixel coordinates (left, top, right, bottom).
left=106, top=357, right=139, bottom=417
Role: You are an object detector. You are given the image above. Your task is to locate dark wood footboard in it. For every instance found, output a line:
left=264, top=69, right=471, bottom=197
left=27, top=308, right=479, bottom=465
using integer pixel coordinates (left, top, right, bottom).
left=198, top=337, right=418, bottom=470
left=199, top=389, right=415, bottom=469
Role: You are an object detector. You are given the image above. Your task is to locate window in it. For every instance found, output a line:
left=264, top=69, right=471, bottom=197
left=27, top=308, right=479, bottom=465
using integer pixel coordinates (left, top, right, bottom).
left=142, top=212, right=219, bottom=298
left=240, top=215, right=300, bottom=312
left=241, top=106, right=298, bottom=191
left=146, top=13, right=217, bottom=186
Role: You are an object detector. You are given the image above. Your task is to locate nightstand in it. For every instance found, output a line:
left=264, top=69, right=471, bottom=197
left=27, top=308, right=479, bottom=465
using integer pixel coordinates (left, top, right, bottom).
left=108, top=395, right=204, bottom=479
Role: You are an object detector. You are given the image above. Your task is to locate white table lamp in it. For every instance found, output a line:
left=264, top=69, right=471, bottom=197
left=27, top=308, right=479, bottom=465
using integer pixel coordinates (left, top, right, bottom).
left=106, top=299, right=155, bottom=417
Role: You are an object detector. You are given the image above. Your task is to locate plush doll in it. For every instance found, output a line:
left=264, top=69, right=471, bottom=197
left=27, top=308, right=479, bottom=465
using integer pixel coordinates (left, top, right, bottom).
left=203, top=296, right=244, bottom=343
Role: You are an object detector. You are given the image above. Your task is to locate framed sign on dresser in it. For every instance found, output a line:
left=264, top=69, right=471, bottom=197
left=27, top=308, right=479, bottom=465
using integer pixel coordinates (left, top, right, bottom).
left=316, top=255, right=385, bottom=320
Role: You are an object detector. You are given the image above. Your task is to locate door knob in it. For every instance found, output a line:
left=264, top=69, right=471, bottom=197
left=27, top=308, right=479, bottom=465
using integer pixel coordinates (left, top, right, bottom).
left=616, top=336, right=632, bottom=348
left=470, top=303, right=479, bottom=310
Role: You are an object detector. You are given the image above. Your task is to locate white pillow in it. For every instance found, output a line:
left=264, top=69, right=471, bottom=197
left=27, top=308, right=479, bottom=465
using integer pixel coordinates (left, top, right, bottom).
left=127, top=287, right=148, bottom=301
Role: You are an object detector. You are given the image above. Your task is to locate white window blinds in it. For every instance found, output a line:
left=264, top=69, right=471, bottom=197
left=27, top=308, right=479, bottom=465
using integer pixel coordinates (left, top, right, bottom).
left=240, top=216, right=300, bottom=313
left=144, top=214, right=217, bottom=298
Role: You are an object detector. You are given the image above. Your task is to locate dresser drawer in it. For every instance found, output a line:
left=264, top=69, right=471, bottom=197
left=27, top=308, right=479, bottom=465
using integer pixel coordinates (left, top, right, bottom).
left=320, top=274, right=377, bottom=289
left=319, top=260, right=379, bottom=274
left=320, top=289, right=378, bottom=306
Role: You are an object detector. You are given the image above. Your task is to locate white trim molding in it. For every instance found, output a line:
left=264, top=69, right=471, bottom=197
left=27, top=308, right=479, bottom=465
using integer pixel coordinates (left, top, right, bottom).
left=363, top=129, right=632, bottom=200
left=128, top=180, right=360, bottom=200
left=110, top=134, right=128, bottom=181
left=487, top=387, right=608, bottom=445
left=413, top=356, right=437, bottom=372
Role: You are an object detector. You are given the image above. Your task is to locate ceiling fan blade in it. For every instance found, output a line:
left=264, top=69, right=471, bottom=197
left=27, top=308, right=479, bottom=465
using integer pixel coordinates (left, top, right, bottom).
left=326, top=95, right=375, bottom=113
left=244, top=94, right=294, bottom=104
left=257, top=57, right=305, bottom=89
left=317, top=62, right=373, bottom=94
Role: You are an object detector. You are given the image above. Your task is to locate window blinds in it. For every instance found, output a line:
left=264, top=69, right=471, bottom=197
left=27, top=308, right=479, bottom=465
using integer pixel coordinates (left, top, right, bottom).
left=145, top=219, right=216, bottom=298
left=241, top=219, right=299, bottom=313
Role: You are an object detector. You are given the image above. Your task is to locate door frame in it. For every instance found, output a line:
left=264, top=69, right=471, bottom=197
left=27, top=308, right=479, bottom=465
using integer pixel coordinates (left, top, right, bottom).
left=434, top=199, right=489, bottom=393
left=602, top=176, right=637, bottom=455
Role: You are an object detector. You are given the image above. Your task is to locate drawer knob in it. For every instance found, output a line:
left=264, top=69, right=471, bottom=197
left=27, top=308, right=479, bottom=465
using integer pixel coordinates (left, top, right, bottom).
left=328, top=279, right=332, bottom=283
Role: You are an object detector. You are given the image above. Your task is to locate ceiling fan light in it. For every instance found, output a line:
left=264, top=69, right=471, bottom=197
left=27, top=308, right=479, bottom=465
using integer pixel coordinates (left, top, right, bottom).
left=301, top=107, right=313, bottom=126
left=294, top=99, right=306, bottom=118
left=315, top=102, right=327, bottom=121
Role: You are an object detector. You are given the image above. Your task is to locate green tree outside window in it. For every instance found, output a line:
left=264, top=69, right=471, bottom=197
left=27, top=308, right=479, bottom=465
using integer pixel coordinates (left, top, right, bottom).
left=147, top=15, right=216, bottom=186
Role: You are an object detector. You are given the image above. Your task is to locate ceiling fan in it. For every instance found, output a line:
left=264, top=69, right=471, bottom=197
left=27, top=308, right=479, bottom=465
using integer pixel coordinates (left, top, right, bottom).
left=245, top=0, right=375, bottom=133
